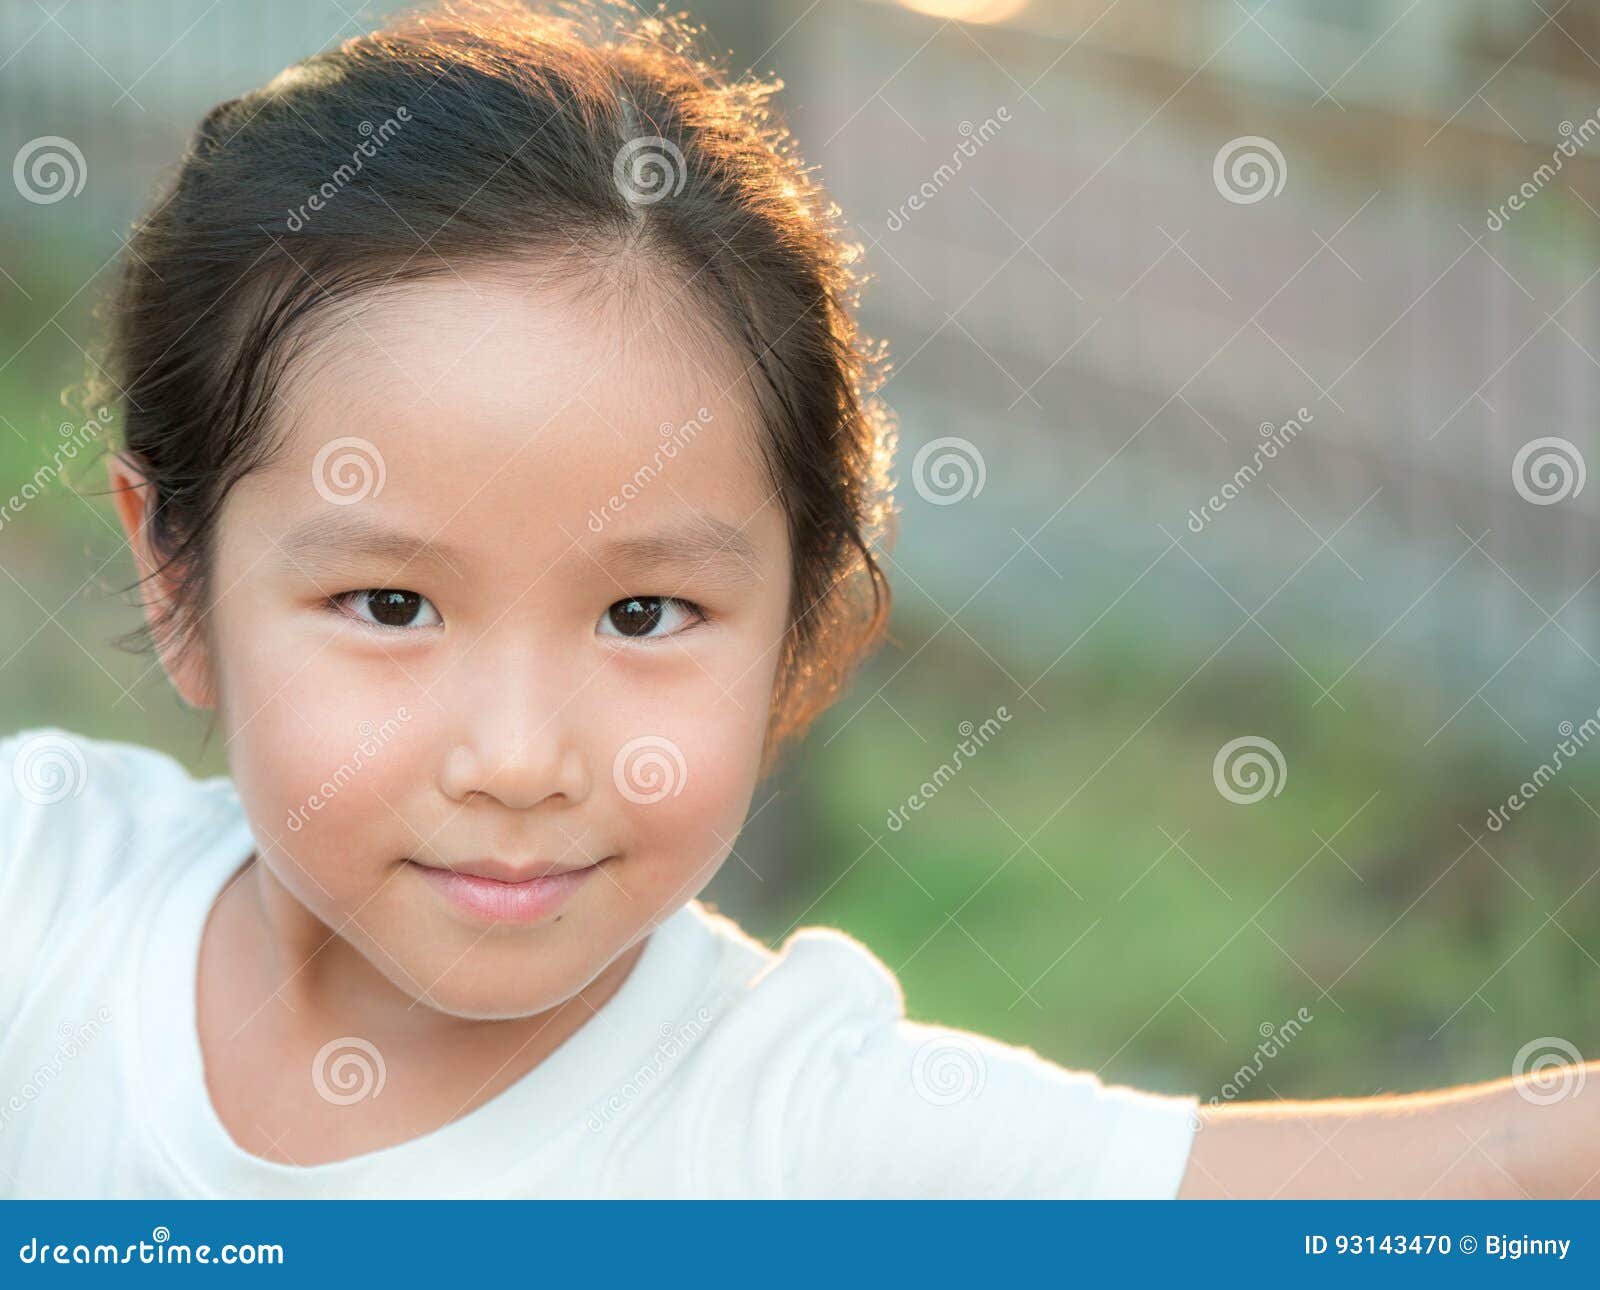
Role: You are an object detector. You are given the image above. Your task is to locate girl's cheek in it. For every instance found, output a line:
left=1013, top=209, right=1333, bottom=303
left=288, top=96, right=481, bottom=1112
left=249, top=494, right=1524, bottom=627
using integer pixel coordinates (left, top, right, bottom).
left=598, top=639, right=768, bottom=795
left=236, top=708, right=404, bottom=868
left=611, top=711, right=761, bottom=869
left=219, top=640, right=421, bottom=885
left=637, top=641, right=774, bottom=853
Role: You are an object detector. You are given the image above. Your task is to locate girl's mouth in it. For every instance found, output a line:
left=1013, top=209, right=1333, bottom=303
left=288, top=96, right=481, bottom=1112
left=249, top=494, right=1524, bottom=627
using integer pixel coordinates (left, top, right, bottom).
left=407, top=857, right=608, bottom=925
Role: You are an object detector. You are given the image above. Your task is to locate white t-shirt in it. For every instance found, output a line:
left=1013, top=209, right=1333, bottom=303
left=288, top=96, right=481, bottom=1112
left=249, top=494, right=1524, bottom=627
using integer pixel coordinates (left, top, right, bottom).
left=0, top=725, right=1198, bottom=1199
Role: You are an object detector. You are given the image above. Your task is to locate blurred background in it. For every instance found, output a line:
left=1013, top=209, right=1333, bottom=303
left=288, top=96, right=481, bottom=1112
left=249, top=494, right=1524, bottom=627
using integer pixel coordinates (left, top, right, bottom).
left=3, top=0, right=1599, bottom=1119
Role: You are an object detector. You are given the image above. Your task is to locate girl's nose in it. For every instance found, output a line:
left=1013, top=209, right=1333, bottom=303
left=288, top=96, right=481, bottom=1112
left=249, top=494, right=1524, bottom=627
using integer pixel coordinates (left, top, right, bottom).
left=437, top=723, right=590, bottom=811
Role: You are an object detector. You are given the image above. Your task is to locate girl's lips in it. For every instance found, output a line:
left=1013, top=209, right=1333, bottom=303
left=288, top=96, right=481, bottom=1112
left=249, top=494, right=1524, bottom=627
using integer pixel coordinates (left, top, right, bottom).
left=409, top=858, right=604, bottom=924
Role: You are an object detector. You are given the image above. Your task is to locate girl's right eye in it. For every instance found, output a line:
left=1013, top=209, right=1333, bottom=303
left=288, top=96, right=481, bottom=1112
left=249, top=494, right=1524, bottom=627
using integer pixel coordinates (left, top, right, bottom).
left=328, top=588, right=443, bottom=631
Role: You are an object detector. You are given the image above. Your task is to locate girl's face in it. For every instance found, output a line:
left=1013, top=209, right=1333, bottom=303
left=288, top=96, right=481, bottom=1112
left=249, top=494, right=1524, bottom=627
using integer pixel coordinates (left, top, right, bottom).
left=174, top=270, right=791, bottom=1019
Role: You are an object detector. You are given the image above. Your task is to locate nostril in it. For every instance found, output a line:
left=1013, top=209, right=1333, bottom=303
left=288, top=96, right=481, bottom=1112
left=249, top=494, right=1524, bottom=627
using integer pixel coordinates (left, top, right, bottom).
left=438, top=738, right=589, bottom=812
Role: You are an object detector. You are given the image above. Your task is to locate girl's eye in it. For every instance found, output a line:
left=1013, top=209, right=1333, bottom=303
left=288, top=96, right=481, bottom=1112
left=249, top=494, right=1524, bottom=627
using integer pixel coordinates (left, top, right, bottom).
left=330, top=588, right=442, bottom=631
left=597, top=596, right=705, bottom=642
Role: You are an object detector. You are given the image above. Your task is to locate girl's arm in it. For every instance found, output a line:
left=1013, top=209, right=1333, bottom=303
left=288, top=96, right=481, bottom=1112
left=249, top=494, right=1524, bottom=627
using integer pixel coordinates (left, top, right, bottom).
left=1177, top=1066, right=1599, bottom=1198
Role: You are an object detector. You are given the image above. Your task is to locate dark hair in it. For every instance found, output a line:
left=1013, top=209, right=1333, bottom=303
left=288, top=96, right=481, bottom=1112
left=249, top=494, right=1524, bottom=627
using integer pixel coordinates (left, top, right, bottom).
left=88, top=0, right=896, bottom=776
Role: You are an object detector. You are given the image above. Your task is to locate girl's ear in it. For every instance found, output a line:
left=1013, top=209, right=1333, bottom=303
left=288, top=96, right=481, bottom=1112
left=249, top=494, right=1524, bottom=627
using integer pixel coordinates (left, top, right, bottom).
left=105, top=451, right=218, bottom=711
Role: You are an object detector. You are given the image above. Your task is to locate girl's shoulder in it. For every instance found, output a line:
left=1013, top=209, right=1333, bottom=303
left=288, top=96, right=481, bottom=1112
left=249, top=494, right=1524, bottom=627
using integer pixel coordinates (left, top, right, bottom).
left=1, top=722, right=221, bottom=822
left=0, top=724, right=235, bottom=932
left=688, top=899, right=906, bottom=1016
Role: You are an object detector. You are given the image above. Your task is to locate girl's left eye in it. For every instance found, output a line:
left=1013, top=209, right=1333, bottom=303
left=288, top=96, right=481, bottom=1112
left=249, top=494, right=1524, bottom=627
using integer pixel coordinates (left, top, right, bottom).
left=597, top=596, right=706, bottom=642
left=329, top=588, right=443, bottom=631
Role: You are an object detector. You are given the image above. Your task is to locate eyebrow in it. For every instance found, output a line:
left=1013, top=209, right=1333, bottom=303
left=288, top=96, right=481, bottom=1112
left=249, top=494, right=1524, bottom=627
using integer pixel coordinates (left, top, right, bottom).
left=274, top=513, right=465, bottom=574
left=272, top=510, right=765, bottom=587
left=592, top=515, right=764, bottom=588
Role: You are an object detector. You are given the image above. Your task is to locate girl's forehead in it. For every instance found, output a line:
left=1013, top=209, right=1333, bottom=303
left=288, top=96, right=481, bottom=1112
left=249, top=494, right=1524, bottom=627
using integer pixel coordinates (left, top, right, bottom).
left=237, top=272, right=778, bottom=561
left=286, top=270, right=747, bottom=427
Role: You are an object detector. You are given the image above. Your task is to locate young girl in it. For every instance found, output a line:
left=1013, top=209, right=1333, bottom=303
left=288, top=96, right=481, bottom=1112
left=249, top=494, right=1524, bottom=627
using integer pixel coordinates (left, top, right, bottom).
left=1, top=0, right=1593, bottom=1200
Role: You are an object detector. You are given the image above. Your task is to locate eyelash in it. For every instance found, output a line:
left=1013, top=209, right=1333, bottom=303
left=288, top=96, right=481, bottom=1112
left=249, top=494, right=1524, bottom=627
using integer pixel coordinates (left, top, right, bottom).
left=325, top=589, right=443, bottom=634
left=601, top=596, right=709, bottom=647
left=323, top=590, right=709, bottom=643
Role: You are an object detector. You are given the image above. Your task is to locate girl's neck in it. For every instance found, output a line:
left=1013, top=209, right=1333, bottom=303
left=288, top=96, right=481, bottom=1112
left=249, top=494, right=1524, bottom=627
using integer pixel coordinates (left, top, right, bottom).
left=195, top=854, right=649, bottom=1166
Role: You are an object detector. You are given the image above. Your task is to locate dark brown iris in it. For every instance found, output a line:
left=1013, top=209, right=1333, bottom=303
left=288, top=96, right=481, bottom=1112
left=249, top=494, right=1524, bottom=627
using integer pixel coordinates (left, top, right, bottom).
left=608, top=596, right=664, bottom=636
left=367, top=589, right=424, bottom=627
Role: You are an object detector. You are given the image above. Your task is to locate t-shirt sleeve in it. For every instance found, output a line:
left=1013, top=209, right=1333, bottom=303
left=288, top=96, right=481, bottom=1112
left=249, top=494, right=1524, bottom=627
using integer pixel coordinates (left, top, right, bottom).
left=0, top=726, right=53, bottom=1022
left=0, top=726, right=198, bottom=1024
left=769, top=934, right=1199, bottom=1199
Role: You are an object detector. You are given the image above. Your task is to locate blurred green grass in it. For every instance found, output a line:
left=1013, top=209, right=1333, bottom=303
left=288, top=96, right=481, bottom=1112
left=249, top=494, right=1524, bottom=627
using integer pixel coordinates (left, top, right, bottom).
left=747, top=622, right=1600, bottom=1102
